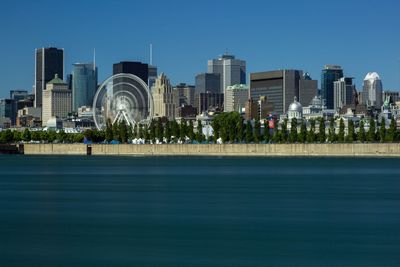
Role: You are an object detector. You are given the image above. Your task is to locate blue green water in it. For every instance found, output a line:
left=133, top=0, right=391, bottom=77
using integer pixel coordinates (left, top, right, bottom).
left=0, top=155, right=400, bottom=266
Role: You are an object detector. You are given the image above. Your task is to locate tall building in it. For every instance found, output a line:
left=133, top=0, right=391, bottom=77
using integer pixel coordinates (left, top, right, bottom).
left=225, top=84, right=249, bottom=112
left=250, top=70, right=303, bottom=115
left=42, top=74, right=72, bottom=126
left=0, top=99, right=16, bottom=125
left=321, top=65, right=343, bottom=109
left=299, top=73, right=318, bottom=107
left=382, top=90, right=400, bottom=104
left=195, top=73, right=221, bottom=95
left=10, top=90, right=28, bottom=101
left=151, top=73, right=179, bottom=120
left=333, top=77, right=355, bottom=111
left=148, top=65, right=158, bottom=88
left=362, top=72, right=383, bottom=109
left=208, top=54, right=246, bottom=106
left=35, top=47, right=64, bottom=108
left=174, top=83, right=195, bottom=107
left=72, top=63, right=98, bottom=111
left=113, top=61, right=149, bottom=84
left=198, top=92, right=224, bottom=114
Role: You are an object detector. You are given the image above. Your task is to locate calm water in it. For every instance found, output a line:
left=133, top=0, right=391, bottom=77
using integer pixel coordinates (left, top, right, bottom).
left=0, top=155, right=400, bottom=267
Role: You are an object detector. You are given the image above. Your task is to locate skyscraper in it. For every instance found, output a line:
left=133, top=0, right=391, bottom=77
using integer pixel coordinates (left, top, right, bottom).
left=208, top=54, right=246, bottom=107
left=72, top=63, right=98, bottom=111
left=113, top=61, right=149, bottom=85
left=250, top=70, right=302, bottom=115
left=35, top=47, right=64, bottom=108
left=42, top=74, right=72, bottom=126
left=208, top=54, right=246, bottom=92
left=321, top=65, right=343, bottom=109
left=299, top=73, right=318, bottom=107
left=151, top=73, right=179, bottom=120
left=333, top=77, right=355, bottom=111
left=362, top=72, right=383, bottom=109
left=225, top=84, right=249, bottom=113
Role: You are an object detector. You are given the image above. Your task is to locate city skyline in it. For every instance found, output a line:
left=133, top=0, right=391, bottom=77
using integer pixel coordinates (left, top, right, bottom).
left=0, top=0, right=399, bottom=98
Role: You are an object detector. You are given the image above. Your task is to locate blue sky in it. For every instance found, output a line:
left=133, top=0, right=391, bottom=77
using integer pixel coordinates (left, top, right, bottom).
left=0, top=0, right=399, bottom=98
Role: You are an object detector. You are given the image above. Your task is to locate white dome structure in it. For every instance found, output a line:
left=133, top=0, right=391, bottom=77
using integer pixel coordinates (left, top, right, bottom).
left=288, top=97, right=303, bottom=120
left=364, top=72, right=380, bottom=81
left=362, top=72, right=383, bottom=109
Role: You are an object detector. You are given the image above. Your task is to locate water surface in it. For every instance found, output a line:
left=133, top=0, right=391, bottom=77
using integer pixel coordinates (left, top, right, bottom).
left=0, top=156, right=399, bottom=266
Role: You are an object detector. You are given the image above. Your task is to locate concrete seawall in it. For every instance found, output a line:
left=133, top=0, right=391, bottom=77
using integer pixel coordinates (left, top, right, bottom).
left=22, top=143, right=400, bottom=157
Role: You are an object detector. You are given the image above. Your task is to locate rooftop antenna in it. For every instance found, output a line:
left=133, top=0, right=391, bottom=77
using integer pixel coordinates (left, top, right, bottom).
left=150, top=43, right=153, bottom=66
left=93, top=48, right=96, bottom=71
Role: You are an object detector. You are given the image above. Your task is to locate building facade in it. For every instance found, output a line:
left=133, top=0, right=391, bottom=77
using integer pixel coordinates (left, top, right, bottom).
left=198, top=92, right=224, bottom=114
left=35, top=47, right=64, bottom=108
left=42, top=75, right=72, bottom=126
left=333, top=77, right=355, bottom=111
left=207, top=54, right=246, bottom=106
left=299, top=73, right=318, bottom=108
left=225, top=84, right=249, bottom=112
left=113, top=61, right=149, bottom=85
left=362, top=72, right=383, bottom=109
left=148, top=65, right=158, bottom=89
left=72, top=63, right=98, bottom=111
left=250, top=70, right=303, bottom=115
left=321, top=65, right=343, bottom=109
left=174, top=83, right=195, bottom=107
left=151, top=73, right=179, bottom=120
left=382, top=90, right=400, bottom=104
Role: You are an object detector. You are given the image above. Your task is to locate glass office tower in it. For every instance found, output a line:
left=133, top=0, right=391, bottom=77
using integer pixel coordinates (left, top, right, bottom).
left=72, top=63, right=98, bottom=111
left=321, top=65, right=343, bottom=109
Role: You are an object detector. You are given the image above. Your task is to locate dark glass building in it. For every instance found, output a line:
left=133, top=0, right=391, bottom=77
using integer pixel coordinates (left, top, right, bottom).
left=113, top=61, right=149, bottom=85
left=195, top=73, right=221, bottom=95
left=72, top=63, right=98, bottom=111
left=35, top=47, right=64, bottom=108
left=321, top=65, right=343, bottom=109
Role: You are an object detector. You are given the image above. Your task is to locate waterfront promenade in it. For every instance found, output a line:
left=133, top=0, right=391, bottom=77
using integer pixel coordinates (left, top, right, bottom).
left=20, top=143, right=400, bottom=157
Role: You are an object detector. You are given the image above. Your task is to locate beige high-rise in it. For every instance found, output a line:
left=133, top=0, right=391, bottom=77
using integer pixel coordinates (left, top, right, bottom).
left=42, top=74, right=72, bottom=126
left=151, top=73, right=179, bottom=120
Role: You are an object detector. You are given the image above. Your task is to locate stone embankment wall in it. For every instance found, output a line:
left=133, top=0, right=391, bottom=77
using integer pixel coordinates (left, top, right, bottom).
left=23, top=143, right=400, bottom=157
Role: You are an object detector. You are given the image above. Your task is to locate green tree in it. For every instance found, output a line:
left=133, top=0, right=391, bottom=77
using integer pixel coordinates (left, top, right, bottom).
left=13, top=131, right=21, bottom=143
left=346, top=120, right=355, bottom=143
left=328, top=118, right=336, bottom=143
left=119, top=121, right=128, bottom=143
left=171, top=120, right=180, bottom=141
left=143, top=125, right=149, bottom=142
left=281, top=119, right=288, bottom=143
left=263, top=120, right=270, bottom=143
left=180, top=119, right=187, bottom=141
left=188, top=120, right=195, bottom=141
left=149, top=120, right=156, bottom=142
left=0, top=130, right=13, bottom=143
left=139, top=124, right=144, bottom=139
left=133, top=124, right=138, bottom=139
left=22, top=128, right=31, bottom=142
left=155, top=119, right=163, bottom=141
left=318, top=118, right=326, bottom=143
left=48, top=130, right=57, bottom=143
left=338, top=118, right=345, bottom=143
left=379, top=117, right=386, bottom=143
left=164, top=121, right=171, bottom=143
left=272, top=129, right=281, bottom=143
left=253, top=120, right=261, bottom=143
left=289, top=118, right=298, bottom=143
left=245, top=120, right=253, bottom=143
left=387, top=117, right=397, bottom=142
left=105, top=119, right=113, bottom=142
left=196, top=120, right=204, bottom=143
left=358, top=120, right=366, bottom=143
left=299, top=121, right=307, bottom=143
left=237, top=118, right=244, bottom=143
left=307, top=119, right=316, bottom=143
left=367, top=118, right=376, bottom=142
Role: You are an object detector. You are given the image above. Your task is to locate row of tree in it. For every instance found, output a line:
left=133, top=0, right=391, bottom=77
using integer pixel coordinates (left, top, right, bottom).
left=1, top=113, right=399, bottom=144
left=0, top=128, right=85, bottom=144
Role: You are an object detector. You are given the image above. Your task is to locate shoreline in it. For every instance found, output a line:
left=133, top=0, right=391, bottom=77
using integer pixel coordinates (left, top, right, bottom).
left=7, top=143, right=400, bottom=157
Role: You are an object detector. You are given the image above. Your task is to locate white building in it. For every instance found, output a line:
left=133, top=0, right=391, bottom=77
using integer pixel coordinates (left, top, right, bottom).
left=287, top=97, right=303, bottom=121
left=362, top=72, right=383, bottom=109
left=42, top=74, right=72, bottom=126
left=225, top=84, right=248, bottom=112
left=151, top=73, right=179, bottom=120
left=208, top=54, right=246, bottom=105
left=333, top=77, right=355, bottom=111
